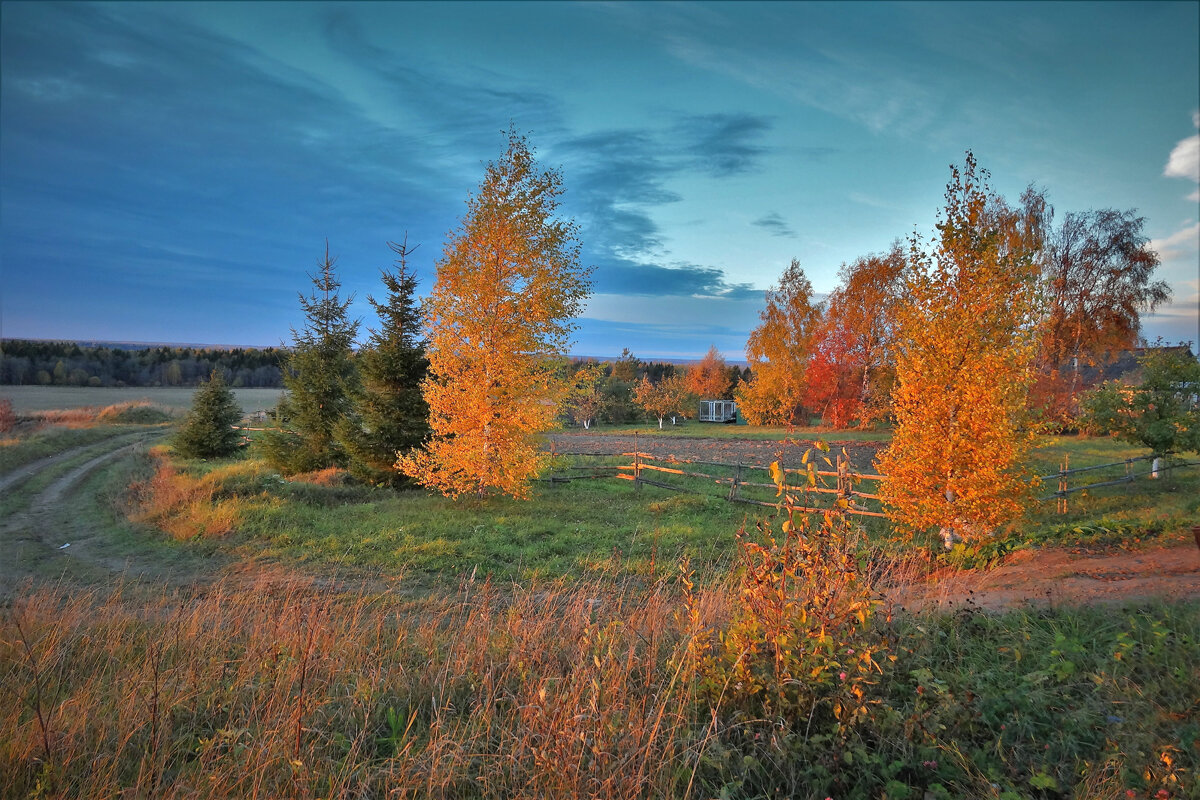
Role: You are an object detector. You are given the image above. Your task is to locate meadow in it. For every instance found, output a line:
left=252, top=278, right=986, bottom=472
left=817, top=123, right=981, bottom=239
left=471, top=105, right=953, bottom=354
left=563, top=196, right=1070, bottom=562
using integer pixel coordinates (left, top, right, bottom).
left=1, top=402, right=1198, bottom=799
left=1, top=385, right=283, bottom=415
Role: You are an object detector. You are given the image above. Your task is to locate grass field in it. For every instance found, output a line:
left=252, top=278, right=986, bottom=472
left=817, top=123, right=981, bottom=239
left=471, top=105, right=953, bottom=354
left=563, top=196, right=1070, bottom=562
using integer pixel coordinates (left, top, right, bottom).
left=1, top=385, right=284, bottom=415
left=125, top=431, right=1200, bottom=586
left=3, top=415, right=1198, bottom=798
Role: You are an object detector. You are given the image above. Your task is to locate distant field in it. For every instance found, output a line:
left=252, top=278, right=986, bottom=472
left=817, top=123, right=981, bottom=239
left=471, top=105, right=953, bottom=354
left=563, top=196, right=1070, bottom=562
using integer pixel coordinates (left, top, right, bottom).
left=0, top=385, right=284, bottom=415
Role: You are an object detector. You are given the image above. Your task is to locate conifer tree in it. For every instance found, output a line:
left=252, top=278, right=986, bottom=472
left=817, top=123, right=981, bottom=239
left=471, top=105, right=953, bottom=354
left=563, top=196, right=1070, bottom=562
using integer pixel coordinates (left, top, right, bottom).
left=398, top=129, right=591, bottom=498
left=260, top=244, right=359, bottom=474
left=174, top=369, right=243, bottom=459
left=336, top=236, right=430, bottom=486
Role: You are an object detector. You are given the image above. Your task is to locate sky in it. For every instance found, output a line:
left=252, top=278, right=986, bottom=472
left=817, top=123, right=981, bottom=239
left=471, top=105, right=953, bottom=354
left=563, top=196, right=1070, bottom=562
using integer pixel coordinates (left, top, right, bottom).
left=2, top=1, right=1198, bottom=360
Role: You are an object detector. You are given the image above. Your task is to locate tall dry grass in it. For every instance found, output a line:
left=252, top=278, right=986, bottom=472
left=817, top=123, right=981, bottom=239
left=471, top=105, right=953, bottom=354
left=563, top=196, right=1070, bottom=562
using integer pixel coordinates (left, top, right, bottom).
left=28, top=400, right=174, bottom=431
left=1, top=571, right=710, bottom=799
left=0, top=397, right=15, bottom=434
left=126, top=447, right=268, bottom=539
left=4, top=460, right=902, bottom=799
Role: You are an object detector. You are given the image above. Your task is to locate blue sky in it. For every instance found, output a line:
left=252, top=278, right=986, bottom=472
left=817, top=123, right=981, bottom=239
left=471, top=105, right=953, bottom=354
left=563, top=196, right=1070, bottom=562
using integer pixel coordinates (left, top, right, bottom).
left=2, top=1, right=1197, bottom=359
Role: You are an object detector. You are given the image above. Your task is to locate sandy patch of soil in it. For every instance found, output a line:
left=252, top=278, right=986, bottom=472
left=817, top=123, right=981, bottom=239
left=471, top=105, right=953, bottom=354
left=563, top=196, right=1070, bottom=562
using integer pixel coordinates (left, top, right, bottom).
left=888, top=542, right=1200, bottom=611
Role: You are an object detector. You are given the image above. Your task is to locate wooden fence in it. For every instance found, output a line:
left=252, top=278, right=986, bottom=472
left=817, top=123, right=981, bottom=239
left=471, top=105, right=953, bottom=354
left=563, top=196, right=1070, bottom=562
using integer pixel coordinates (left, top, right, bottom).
left=550, top=446, right=1200, bottom=519
left=548, top=448, right=888, bottom=518
left=1038, top=454, right=1200, bottom=513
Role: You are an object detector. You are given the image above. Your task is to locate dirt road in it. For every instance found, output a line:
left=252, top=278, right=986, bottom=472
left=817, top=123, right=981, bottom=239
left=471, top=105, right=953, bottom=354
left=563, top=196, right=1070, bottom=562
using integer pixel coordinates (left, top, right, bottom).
left=0, top=430, right=177, bottom=594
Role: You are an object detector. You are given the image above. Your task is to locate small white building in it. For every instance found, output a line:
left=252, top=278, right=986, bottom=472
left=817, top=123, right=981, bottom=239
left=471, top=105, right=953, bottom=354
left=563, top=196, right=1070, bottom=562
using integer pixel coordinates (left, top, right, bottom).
left=698, top=399, right=738, bottom=423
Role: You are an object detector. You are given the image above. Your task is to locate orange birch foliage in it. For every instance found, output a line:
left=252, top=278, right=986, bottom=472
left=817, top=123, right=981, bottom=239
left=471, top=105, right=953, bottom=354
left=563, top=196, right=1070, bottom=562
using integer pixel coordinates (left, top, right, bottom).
left=398, top=130, right=591, bottom=499
left=805, top=244, right=905, bottom=428
left=686, top=345, right=734, bottom=399
left=878, top=153, right=1043, bottom=541
left=735, top=259, right=823, bottom=425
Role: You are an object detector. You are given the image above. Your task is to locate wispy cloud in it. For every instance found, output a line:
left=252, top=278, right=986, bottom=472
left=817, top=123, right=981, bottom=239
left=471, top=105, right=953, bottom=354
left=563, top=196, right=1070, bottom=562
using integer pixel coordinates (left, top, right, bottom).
left=1150, top=221, right=1200, bottom=261
left=1164, top=110, right=1200, bottom=202
left=751, top=212, right=796, bottom=238
left=675, top=113, right=770, bottom=178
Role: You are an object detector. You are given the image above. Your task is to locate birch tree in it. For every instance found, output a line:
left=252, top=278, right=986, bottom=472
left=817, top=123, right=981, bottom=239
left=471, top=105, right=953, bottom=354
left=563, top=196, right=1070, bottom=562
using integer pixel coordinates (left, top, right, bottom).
left=878, top=153, right=1043, bottom=543
left=398, top=130, right=591, bottom=498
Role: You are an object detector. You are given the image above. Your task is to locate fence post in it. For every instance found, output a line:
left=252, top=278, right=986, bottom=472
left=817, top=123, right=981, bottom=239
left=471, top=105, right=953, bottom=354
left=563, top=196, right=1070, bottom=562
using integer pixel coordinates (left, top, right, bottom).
left=634, top=431, right=642, bottom=491
left=837, top=452, right=850, bottom=503
left=728, top=461, right=742, bottom=501
left=1057, top=456, right=1068, bottom=515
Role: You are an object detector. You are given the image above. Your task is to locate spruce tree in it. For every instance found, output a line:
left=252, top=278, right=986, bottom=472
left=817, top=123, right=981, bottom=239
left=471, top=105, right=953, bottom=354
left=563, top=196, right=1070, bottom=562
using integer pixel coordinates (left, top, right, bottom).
left=336, top=236, right=430, bottom=486
left=260, top=244, right=359, bottom=474
left=174, top=369, right=243, bottom=459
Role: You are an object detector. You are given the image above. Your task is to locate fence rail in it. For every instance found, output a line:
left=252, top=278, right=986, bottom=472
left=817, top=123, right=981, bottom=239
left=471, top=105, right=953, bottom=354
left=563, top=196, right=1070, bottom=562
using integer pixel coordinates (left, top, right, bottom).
left=1039, top=455, right=1200, bottom=511
left=551, top=444, right=1200, bottom=518
left=549, top=445, right=887, bottom=518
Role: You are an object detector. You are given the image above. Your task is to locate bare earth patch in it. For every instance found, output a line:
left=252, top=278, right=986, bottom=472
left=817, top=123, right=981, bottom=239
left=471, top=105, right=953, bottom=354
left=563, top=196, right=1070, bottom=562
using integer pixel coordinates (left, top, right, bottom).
left=547, top=432, right=882, bottom=471
left=889, top=542, right=1200, bottom=611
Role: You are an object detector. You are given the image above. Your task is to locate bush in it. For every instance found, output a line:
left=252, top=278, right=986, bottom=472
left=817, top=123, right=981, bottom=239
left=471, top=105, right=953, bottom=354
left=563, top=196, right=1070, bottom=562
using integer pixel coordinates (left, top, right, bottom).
left=682, top=450, right=893, bottom=796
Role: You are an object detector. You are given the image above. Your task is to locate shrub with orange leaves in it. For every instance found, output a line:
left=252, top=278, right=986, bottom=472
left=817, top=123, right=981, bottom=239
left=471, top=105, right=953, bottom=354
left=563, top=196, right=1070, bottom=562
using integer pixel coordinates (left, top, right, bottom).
left=878, top=153, right=1042, bottom=543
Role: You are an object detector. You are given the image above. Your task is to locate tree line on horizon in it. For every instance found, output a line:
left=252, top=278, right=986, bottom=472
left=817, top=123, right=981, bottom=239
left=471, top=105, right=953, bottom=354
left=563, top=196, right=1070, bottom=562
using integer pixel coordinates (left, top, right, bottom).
left=0, top=340, right=287, bottom=389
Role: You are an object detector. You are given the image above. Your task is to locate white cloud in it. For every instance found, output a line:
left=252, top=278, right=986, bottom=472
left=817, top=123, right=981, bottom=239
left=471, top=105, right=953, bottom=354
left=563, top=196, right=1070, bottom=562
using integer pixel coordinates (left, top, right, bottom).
left=582, top=292, right=763, bottom=329
left=1164, top=110, right=1200, bottom=202
left=1150, top=221, right=1200, bottom=261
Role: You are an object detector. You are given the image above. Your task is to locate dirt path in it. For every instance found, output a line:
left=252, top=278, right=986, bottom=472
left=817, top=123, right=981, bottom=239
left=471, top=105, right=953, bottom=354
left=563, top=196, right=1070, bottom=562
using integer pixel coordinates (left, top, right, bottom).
left=0, top=431, right=179, bottom=594
left=548, top=432, right=882, bottom=472
left=887, top=543, right=1200, bottom=611
left=0, top=431, right=149, bottom=495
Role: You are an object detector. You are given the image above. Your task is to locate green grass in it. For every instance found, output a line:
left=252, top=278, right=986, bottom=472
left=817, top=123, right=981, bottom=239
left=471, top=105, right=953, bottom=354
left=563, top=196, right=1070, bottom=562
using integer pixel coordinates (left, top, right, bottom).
left=1, top=385, right=284, bottom=415
left=150, top=431, right=1200, bottom=584
left=867, top=602, right=1200, bottom=798
left=210, top=457, right=750, bottom=584
left=931, top=436, right=1200, bottom=567
left=0, top=424, right=163, bottom=473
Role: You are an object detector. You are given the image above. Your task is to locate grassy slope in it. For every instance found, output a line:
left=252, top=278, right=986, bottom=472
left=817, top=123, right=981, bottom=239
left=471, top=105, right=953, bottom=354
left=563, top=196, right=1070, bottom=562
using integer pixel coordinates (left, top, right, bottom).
left=136, top=432, right=1200, bottom=587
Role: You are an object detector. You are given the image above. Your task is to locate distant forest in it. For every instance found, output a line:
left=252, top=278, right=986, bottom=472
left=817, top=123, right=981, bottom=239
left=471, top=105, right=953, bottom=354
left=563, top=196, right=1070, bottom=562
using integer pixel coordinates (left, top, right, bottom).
left=0, top=340, right=733, bottom=392
left=0, top=340, right=287, bottom=388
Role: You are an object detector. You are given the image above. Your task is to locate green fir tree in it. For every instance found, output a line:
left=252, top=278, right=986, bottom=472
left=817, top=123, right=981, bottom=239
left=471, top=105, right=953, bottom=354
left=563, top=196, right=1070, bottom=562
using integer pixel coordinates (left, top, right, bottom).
left=174, top=369, right=243, bottom=459
left=337, top=236, right=431, bottom=486
left=260, top=243, right=359, bottom=474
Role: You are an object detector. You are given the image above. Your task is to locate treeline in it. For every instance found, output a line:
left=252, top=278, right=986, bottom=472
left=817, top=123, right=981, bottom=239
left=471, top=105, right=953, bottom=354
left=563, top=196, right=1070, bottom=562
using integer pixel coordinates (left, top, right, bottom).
left=560, top=349, right=750, bottom=428
left=734, top=169, right=1175, bottom=433
left=0, top=340, right=286, bottom=388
